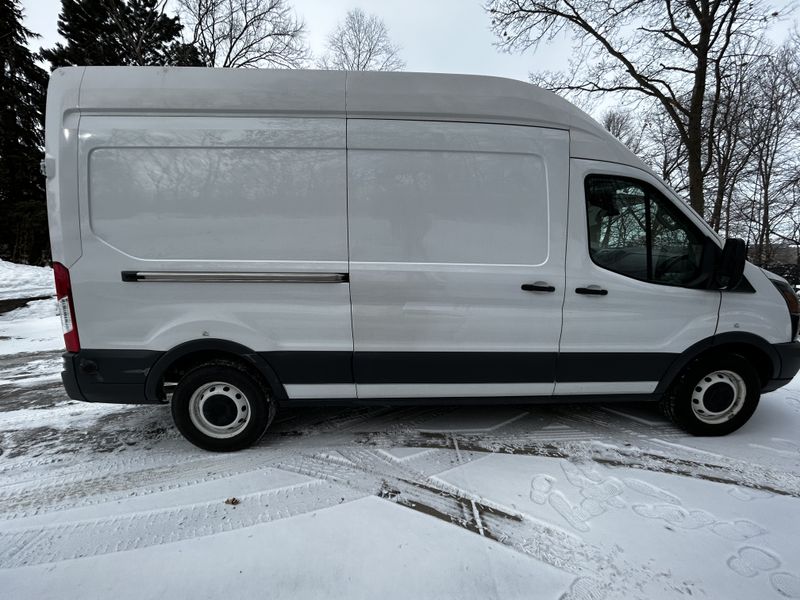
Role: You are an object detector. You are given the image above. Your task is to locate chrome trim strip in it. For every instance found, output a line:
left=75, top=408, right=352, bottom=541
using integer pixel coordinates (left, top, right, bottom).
left=285, top=384, right=358, bottom=399
left=553, top=381, right=658, bottom=395
left=121, top=271, right=348, bottom=283
left=356, top=382, right=555, bottom=398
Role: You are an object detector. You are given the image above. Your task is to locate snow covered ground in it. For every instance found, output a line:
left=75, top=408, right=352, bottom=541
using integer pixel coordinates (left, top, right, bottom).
left=0, top=262, right=799, bottom=599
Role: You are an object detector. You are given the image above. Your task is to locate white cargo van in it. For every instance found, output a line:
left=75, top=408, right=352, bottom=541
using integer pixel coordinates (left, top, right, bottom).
left=45, top=67, right=800, bottom=451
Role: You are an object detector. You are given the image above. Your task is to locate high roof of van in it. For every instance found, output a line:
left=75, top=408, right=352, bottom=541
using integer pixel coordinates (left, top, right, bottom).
left=48, top=66, right=646, bottom=169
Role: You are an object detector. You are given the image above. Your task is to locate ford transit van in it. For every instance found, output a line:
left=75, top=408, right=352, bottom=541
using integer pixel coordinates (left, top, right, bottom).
left=45, top=67, right=800, bottom=451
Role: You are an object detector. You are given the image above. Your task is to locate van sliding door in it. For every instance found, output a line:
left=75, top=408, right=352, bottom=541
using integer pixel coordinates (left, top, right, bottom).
left=347, top=120, right=569, bottom=399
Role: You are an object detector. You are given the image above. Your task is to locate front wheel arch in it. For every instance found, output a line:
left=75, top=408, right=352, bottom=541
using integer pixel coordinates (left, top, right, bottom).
left=656, top=333, right=779, bottom=396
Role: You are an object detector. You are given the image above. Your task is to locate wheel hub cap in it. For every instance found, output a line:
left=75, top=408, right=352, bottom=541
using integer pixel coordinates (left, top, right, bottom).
left=702, top=382, right=735, bottom=413
left=691, top=370, right=746, bottom=425
left=202, top=394, right=239, bottom=427
left=189, top=381, right=251, bottom=439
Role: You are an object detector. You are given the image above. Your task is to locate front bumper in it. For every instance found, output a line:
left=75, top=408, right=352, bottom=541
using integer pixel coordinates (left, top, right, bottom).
left=61, top=350, right=164, bottom=404
left=763, top=341, right=800, bottom=392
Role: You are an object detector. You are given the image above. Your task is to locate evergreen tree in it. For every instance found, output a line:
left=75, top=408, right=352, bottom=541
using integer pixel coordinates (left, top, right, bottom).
left=42, top=0, right=201, bottom=68
left=0, top=0, right=48, bottom=264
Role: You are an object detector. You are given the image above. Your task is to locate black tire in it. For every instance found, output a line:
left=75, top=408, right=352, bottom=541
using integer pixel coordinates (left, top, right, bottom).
left=661, top=353, right=761, bottom=436
left=171, top=362, right=275, bottom=451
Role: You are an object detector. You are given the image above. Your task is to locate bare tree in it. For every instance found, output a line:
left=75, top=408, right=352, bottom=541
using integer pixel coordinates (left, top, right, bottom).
left=601, top=107, right=645, bottom=155
left=177, top=0, right=309, bottom=68
left=641, top=106, right=688, bottom=192
left=317, top=8, right=405, bottom=71
left=704, top=39, right=760, bottom=234
left=739, top=45, right=800, bottom=263
left=486, top=0, right=783, bottom=215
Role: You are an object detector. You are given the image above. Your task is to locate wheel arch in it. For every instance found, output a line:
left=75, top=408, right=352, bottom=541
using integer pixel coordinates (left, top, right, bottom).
left=145, top=339, right=287, bottom=403
left=656, top=332, right=780, bottom=395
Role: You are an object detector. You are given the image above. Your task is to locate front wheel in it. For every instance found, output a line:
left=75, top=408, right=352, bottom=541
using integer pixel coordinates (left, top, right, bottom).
left=661, top=353, right=761, bottom=436
left=171, top=363, right=275, bottom=451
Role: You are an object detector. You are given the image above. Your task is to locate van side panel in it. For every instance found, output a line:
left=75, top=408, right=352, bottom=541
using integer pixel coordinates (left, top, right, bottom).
left=45, top=67, right=85, bottom=267
left=73, top=116, right=354, bottom=396
left=347, top=120, right=569, bottom=397
left=84, top=117, right=346, bottom=262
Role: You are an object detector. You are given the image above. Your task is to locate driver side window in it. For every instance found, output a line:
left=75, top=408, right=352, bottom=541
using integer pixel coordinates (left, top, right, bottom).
left=585, top=175, right=705, bottom=286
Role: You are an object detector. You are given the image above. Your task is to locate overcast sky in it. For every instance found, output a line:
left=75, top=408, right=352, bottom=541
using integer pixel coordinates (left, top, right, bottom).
left=19, top=0, right=573, bottom=81
left=19, top=0, right=795, bottom=99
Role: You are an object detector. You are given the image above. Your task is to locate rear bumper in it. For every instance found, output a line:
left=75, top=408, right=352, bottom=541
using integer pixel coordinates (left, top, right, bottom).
left=61, top=350, right=163, bottom=404
left=763, top=341, right=800, bottom=393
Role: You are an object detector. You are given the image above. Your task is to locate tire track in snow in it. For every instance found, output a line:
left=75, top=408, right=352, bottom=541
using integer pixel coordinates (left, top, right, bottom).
left=0, top=447, right=215, bottom=490
left=0, top=479, right=364, bottom=568
left=0, top=449, right=298, bottom=520
left=358, top=431, right=800, bottom=498
left=271, top=449, right=663, bottom=599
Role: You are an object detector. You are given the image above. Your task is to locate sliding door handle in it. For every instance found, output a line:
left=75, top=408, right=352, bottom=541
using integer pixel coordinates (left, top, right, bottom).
left=575, top=286, right=608, bottom=296
left=522, top=282, right=556, bottom=292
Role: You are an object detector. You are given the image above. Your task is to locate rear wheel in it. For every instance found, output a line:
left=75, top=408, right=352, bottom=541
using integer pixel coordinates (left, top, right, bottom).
left=662, top=353, right=761, bottom=436
left=171, top=363, right=275, bottom=451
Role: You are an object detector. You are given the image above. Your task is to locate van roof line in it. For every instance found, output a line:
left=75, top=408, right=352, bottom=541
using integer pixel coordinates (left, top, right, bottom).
left=51, top=66, right=647, bottom=170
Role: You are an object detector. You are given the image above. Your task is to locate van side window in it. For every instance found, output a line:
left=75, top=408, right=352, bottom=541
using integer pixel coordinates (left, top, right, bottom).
left=585, top=175, right=705, bottom=286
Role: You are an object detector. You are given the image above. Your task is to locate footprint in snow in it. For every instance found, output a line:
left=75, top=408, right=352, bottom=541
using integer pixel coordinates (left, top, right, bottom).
left=771, top=572, right=800, bottom=598
left=560, top=462, right=626, bottom=508
left=727, top=546, right=780, bottom=577
left=632, top=503, right=715, bottom=529
left=548, top=490, right=591, bottom=532
left=530, top=474, right=555, bottom=505
left=728, top=486, right=773, bottom=502
left=580, top=478, right=626, bottom=507
left=624, top=478, right=682, bottom=505
left=559, top=576, right=605, bottom=600
left=561, top=461, right=604, bottom=487
left=710, top=519, right=766, bottom=541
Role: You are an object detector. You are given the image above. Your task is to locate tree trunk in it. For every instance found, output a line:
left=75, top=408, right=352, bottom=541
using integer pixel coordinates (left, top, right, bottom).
left=687, top=143, right=706, bottom=215
left=686, top=1, right=713, bottom=216
left=710, top=173, right=726, bottom=231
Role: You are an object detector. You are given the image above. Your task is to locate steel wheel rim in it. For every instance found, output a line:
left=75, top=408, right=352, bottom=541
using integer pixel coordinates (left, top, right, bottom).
left=188, top=381, right=251, bottom=439
left=691, top=370, right=747, bottom=425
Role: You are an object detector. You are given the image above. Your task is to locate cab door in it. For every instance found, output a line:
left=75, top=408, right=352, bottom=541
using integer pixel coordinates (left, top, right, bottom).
left=347, top=120, right=569, bottom=399
left=557, top=160, right=721, bottom=396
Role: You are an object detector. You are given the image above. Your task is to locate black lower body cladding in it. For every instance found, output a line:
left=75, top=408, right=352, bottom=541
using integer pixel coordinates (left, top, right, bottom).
left=763, top=341, right=800, bottom=392
left=62, top=350, right=163, bottom=404
left=60, top=341, right=800, bottom=405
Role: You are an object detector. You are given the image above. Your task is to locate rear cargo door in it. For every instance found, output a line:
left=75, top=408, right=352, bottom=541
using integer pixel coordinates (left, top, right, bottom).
left=347, top=120, right=569, bottom=399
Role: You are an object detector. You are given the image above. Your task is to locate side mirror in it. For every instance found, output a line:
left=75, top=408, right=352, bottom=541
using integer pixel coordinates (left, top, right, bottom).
left=716, top=238, right=746, bottom=289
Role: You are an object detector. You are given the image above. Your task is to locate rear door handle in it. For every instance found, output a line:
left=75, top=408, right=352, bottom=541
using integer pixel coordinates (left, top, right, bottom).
left=575, top=286, right=608, bottom=296
left=522, top=282, right=556, bottom=292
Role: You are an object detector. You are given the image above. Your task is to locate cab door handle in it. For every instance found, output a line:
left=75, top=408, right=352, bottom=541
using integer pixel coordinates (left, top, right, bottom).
left=575, top=286, right=608, bottom=296
left=522, top=282, right=555, bottom=292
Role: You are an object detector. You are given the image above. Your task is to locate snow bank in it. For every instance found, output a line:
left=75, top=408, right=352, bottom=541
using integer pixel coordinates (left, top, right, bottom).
left=0, top=298, right=63, bottom=355
left=0, top=259, right=54, bottom=300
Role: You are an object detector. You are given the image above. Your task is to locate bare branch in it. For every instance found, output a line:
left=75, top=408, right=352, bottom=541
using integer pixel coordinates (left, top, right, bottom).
left=317, top=8, right=405, bottom=71
left=486, top=0, right=786, bottom=213
left=177, top=0, right=309, bottom=68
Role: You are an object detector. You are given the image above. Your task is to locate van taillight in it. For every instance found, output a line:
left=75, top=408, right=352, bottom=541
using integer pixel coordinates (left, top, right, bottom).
left=53, top=262, right=80, bottom=352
